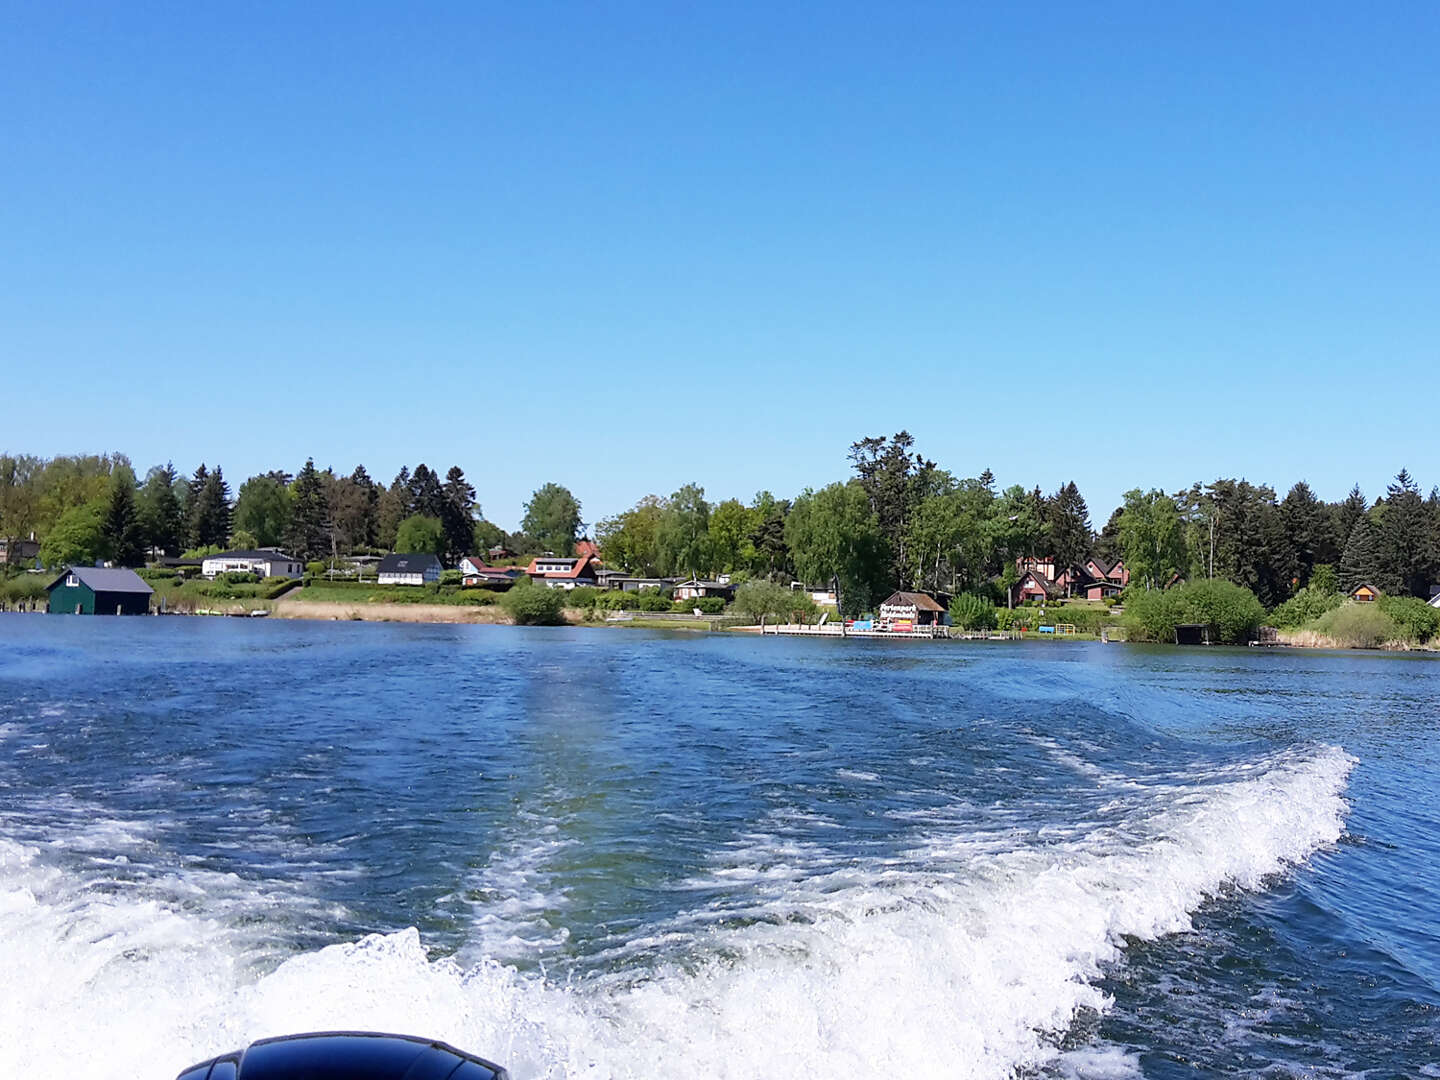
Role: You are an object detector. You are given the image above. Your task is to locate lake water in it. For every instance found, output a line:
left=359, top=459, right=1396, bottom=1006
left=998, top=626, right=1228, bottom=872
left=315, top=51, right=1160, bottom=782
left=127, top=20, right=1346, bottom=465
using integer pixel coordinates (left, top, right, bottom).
left=1, top=616, right=1437, bottom=1078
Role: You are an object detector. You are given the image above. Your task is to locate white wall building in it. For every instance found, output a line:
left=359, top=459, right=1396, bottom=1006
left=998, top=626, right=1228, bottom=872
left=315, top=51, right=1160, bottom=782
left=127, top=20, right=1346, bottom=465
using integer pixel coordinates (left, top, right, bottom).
left=378, top=553, right=443, bottom=585
left=202, top=550, right=303, bottom=579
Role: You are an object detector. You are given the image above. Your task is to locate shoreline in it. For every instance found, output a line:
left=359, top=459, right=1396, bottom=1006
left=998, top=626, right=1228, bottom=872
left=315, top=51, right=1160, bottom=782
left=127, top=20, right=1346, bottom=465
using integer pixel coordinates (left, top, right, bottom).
left=7, top=604, right=1440, bottom=654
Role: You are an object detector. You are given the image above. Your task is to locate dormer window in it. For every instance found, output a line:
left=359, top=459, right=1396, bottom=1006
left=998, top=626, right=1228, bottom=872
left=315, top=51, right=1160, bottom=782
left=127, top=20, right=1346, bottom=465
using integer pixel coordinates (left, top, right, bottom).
left=66, top=573, right=78, bottom=587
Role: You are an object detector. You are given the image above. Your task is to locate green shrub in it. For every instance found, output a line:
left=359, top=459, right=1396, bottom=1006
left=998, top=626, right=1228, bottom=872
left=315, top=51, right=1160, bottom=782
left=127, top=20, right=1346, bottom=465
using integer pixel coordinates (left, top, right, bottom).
left=1123, top=579, right=1266, bottom=644
left=995, top=607, right=1023, bottom=631
left=636, top=588, right=673, bottom=612
left=949, top=592, right=997, bottom=630
left=591, top=589, right=639, bottom=611
left=1377, top=595, right=1439, bottom=642
left=692, top=596, right=727, bottom=614
left=499, top=580, right=567, bottom=625
left=1046, top=605, right=1115, bottom=634
left=1269, top=586, right=1343, bottom=629
left=456, top=588, right=499, bottom=606
left=1309, top=603, right=1402, bottom=649
left=440, top=569, right=463, bottom=587
left=221, top=571, right=260, bottom=585
left=568, top=586, right=601, bottom=607
left=1, top=575, right=48, bottom=604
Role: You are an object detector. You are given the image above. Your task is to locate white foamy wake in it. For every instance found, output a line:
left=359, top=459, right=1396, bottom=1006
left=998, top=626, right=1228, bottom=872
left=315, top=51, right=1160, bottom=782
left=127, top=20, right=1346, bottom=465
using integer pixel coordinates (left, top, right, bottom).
left=0, top=746, right=1354, bottom=1080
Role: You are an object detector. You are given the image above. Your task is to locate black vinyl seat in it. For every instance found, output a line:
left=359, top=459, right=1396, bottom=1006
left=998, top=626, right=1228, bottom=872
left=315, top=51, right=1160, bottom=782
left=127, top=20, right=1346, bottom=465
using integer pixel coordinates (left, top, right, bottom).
left=175, top=1031, right=508, bottom=1080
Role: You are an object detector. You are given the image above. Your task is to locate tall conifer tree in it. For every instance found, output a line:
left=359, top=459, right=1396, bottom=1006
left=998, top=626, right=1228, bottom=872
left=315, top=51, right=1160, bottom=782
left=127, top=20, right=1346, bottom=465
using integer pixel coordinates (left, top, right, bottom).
left=286, top=458, right=330, bottom=561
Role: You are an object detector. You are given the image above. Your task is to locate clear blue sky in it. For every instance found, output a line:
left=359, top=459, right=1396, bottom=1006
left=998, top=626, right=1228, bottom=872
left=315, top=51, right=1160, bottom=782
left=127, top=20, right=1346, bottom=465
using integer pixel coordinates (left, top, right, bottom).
left=5, top=3, right=1437, bottom=530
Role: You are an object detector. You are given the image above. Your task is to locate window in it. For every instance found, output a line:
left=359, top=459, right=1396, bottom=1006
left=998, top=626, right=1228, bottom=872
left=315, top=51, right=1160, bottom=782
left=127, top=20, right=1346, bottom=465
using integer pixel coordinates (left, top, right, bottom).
left=66, top=573, right=78, bottom=587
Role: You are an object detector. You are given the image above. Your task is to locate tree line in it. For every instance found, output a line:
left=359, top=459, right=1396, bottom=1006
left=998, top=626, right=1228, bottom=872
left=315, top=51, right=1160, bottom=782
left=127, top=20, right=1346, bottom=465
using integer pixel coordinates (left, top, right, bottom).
left=0, top=453, right=588, bottom=569
left=5, top=441, right=1440, bottom=618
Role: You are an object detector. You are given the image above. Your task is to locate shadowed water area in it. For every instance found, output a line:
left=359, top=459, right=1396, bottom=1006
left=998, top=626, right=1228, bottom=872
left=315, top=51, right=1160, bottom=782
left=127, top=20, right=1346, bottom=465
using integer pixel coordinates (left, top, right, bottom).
left=1, top=617, right=1436, bottom=1077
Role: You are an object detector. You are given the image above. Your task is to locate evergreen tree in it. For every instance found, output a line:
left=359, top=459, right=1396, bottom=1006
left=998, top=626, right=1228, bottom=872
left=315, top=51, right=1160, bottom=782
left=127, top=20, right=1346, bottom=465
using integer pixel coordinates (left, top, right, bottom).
left=1044, top=481, right=1092, bottom=570
left=1340, top=515, right=1391, bottom=593
left=1330, top=486, right=1368, bottom=567
left=408, top=464, right=446, bottom=520
left=183, top=464, right=208, bottom=548
left=848, top=431, right=936, bottom=588
left=440, top=466, right=478, bottom=562
left=1281, top=481, right=1327, bottom=587
left=1379, top=468, right=1435, bottom=598
left=102, top=465, right=144, bottom=567
left=137, top=462, right=184, bottom=556
left=193, top=467, right=233, bottom=548
left=377, top=467, right=413, bottom=550
left=352, top=465, right=379, bottom=548
left=1092, top=507, right=1124, bottom=565
left=286, top=458, right=330, bottom=561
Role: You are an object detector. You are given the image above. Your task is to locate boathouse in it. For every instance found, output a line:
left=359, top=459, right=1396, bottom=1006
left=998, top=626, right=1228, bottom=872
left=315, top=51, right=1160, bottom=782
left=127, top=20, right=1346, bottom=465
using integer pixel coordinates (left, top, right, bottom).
left=47, top=566, right=153, bottom=615
left=878, top=591, right=946, bottom=629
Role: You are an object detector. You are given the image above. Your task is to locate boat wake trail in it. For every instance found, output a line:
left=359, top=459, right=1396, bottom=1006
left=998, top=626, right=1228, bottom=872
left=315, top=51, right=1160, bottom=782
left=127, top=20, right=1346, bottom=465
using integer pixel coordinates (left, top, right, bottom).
left=0, top=745, right=1353, bottom=1080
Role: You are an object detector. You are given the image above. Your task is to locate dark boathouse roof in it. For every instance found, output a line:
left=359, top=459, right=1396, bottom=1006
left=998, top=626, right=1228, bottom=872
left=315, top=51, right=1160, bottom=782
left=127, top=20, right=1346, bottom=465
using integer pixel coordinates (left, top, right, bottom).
left=47, top=566, right=153, bottom=595
left=378, top=553, right=443, bottom=573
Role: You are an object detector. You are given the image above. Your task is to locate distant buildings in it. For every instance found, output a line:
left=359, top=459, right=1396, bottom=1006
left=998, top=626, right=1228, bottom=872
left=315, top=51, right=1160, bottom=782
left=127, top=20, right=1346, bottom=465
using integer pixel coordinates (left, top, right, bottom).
left=0, top=536, right=40, bottom=565
left=526, top=553, right=599, bottom=589
left=377, top=553, right=443, bottom=585
left=458, top=556, right=525, bottom=589
left=672, top=577, right=736, bottom=603
left=1349, top=583, right=1380, bottom=603
left=47, top=567, right=152, bottom=615
left=201, top=549, right=303, bottom=579
left=1012, top=555, right=1129, bottom=606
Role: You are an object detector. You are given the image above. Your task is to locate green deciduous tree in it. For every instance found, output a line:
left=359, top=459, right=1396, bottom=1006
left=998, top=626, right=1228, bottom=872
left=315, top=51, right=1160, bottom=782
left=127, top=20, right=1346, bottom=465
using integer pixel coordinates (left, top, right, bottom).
left=656, top=483, right=711, bottom=577
left=0, top=454, right=43, bottom=553
left=596, top=495, right=665, bottom=575
left=949, top=592, right=997, bottom=631
left=707, top=498, right=757, bottom=575
left=40, top=499, right=108, bottom=568
left=234, top=474, right=293, bottom=549
left=1117, top=488, right=1186, bottom=590
left=522, top=483, right=582, bottom=555
left=394, top=514, right=446, bottom=558
left=785, top=481, right=888, bottom=618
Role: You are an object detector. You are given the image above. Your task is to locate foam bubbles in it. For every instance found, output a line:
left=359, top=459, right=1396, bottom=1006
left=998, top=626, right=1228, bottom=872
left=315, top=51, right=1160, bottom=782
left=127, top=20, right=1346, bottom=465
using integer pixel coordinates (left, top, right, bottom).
left=0, top=746, right=1354, bottom=1080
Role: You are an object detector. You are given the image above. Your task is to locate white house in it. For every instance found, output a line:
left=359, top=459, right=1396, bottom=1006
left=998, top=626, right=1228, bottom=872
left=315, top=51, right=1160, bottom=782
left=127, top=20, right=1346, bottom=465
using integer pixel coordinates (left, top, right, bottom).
left=202, top=549, right=303, bottom=579
left=525, top=553, right=599, bottom=590
left=378, top=553, right=443, bottom=585
left=672, top=577, right=736, bottom=602
left=793, top=582, right=839, bottom=607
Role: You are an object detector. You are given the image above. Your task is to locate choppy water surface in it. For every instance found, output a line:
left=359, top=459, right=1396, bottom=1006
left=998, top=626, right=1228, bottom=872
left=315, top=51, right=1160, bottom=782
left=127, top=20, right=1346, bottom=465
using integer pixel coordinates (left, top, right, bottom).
left=1, top=618, right=1436, bottom=1078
